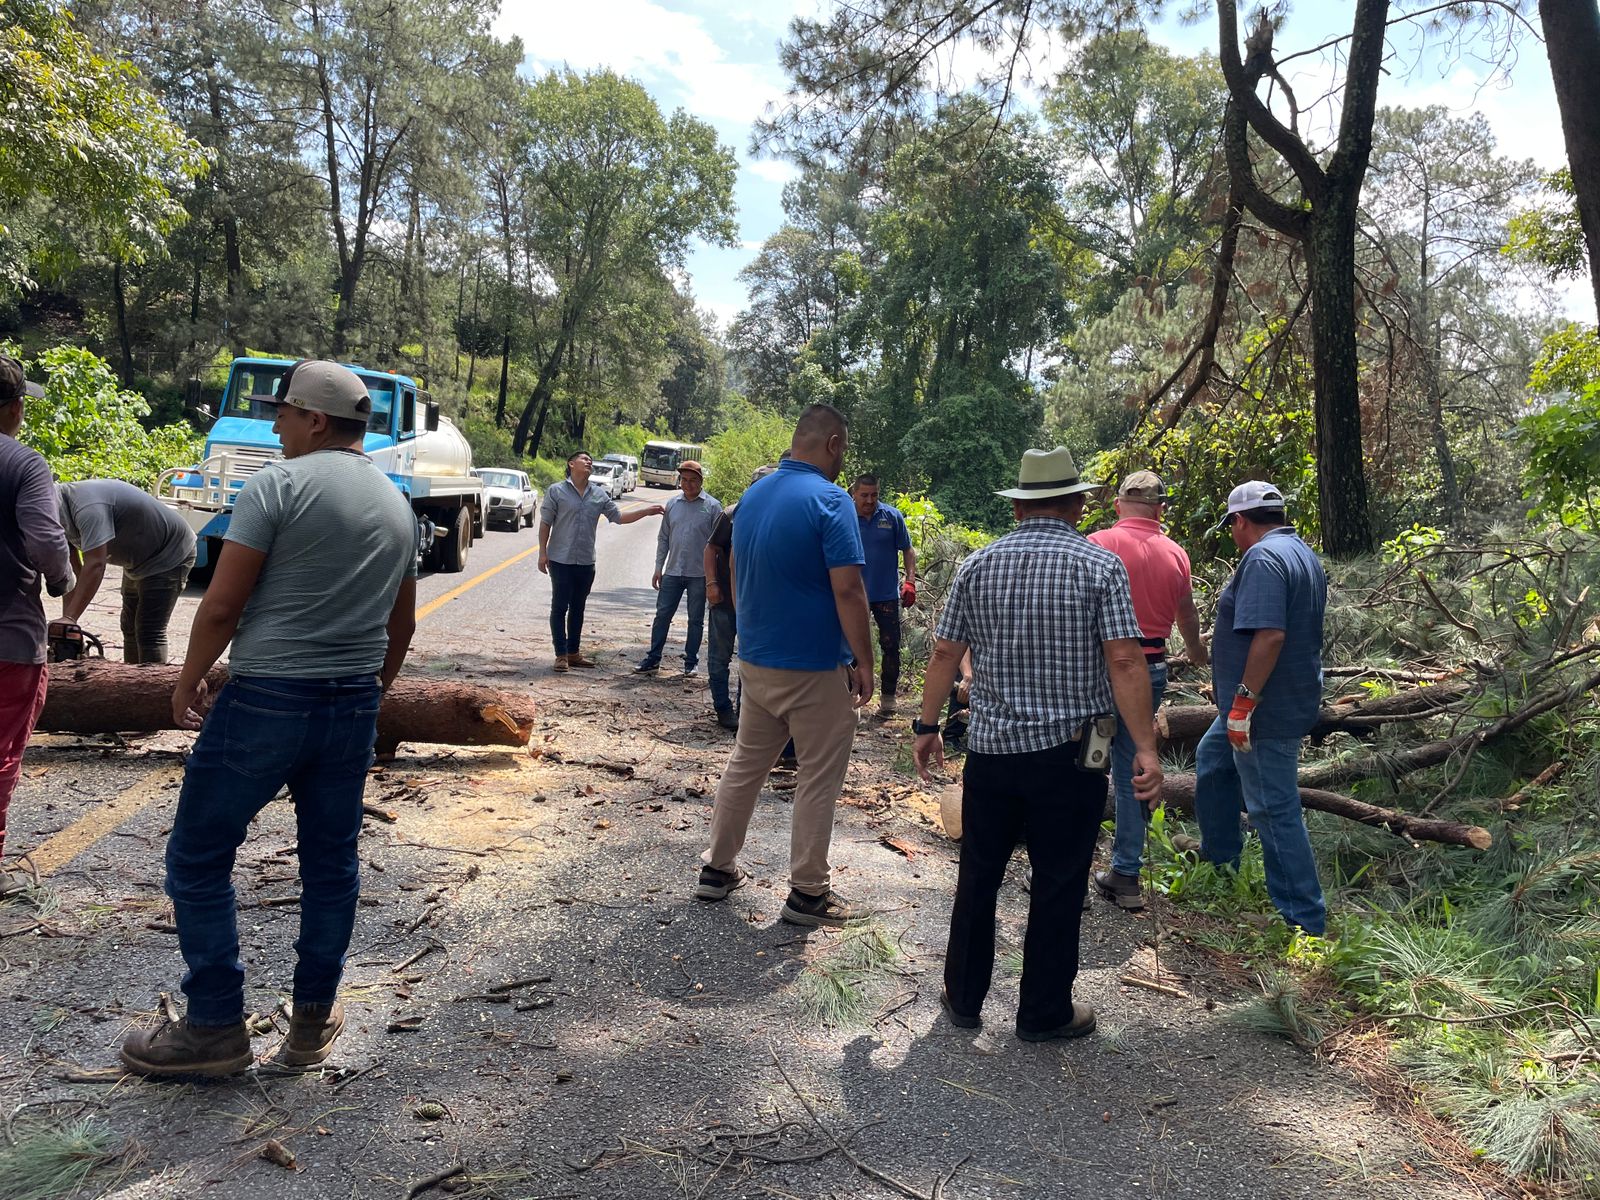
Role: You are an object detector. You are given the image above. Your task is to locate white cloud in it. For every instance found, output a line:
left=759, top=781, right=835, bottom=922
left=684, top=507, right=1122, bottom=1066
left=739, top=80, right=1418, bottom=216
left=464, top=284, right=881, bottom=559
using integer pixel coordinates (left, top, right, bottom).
left=745, top=157, right=799, bottom=185
left=493, top=0, right=790, bottom=127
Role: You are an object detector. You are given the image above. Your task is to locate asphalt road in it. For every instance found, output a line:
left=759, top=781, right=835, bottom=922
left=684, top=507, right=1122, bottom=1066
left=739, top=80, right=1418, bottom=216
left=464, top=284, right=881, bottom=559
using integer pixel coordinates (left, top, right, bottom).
left=0, top=480, right=1484, bottom=1200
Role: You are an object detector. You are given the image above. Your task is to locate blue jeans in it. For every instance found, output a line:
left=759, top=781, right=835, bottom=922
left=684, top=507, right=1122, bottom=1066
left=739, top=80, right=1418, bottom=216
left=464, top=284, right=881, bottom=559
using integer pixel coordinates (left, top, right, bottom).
left=1192, top=715, right=1326, bottom=935
left=165, top=675, right=382, bottom=1026
left=641, top=574, right=706, bottom=671
left=1109, top=659, right=1168, bottom=877
left=708, top=604, right=736, bottom=711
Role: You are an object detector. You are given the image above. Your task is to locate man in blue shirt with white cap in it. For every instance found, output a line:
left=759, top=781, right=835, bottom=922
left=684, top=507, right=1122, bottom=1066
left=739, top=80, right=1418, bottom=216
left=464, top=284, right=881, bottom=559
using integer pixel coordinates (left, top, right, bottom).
left=1191, top=480, right=1328, bottom=936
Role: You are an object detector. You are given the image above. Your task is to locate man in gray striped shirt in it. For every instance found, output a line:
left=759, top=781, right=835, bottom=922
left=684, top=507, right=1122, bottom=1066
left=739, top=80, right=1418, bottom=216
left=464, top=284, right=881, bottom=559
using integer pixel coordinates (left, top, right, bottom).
left=635, top=461, right=721, bottom=675
left=538, top=450, right=663, bottom=671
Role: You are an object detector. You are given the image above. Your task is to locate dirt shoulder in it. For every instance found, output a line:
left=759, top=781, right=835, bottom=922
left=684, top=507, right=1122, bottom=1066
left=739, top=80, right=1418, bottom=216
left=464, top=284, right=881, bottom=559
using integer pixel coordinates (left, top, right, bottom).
left=0, top=594, right=1470, bottom=1200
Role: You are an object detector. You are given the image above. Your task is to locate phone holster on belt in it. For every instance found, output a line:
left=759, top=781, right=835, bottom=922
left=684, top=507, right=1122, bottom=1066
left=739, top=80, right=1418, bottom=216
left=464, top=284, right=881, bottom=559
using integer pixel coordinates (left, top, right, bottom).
left=1076, top=714, right=1116, bottom=773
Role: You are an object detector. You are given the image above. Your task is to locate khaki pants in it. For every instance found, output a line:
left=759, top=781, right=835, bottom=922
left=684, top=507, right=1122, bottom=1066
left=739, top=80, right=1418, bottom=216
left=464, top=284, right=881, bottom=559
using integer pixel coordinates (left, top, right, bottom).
left=703, top=661, right=857, bottom=896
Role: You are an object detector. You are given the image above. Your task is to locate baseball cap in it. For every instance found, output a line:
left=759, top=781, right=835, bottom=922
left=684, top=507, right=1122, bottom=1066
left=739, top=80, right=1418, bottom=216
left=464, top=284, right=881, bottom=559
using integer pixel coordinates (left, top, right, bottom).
left=268, top=360, right=372, bottom=421
left=0, top=354, right=44, bottom=405
left=1118, top=470, right=1167, bottom=503
left=1217, top=480, right=1287, bottom=529
left=676, top=460, right=703, bottom=477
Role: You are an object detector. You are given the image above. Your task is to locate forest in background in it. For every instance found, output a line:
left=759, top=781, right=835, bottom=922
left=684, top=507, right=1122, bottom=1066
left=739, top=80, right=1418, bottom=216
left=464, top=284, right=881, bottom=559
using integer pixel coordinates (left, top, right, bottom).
left=9, top=0, right=1600, bottom=1190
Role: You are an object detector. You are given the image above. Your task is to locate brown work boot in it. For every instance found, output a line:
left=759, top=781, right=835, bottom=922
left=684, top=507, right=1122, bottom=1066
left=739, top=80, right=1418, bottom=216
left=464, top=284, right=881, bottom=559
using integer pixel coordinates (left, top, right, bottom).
left=566, top=653, right=598, bottom=668
left=1093, top=869, right=1146, bottom=911
left=279, top=1001, right=345, bottom=1067
left=552, top=655, right=570, bottom=672
left=120, top=1016, right=253, bottom=1077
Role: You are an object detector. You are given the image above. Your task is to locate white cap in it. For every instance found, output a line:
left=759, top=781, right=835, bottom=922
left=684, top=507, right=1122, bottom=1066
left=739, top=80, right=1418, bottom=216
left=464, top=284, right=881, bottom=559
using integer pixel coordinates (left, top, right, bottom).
left=1218, top=480, right=1287, bottom=529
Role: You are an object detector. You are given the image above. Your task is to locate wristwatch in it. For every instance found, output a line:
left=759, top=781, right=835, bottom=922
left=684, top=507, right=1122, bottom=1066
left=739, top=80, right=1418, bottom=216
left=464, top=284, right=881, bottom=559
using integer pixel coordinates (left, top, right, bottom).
left=911, top=719, right=941, bottom=736
left=1235, top=683, right=1259, bottom=700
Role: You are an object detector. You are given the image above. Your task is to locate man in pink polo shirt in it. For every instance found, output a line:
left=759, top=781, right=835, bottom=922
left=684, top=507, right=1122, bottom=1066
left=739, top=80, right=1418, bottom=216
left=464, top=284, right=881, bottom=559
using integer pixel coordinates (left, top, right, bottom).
left=1087, top=471, right=1208, bottom=909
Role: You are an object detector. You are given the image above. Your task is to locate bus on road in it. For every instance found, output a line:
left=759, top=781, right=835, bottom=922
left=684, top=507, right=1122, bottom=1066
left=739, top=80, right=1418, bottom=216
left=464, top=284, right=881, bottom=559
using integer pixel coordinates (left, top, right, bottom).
left=640, top=439, right=705, bottom=487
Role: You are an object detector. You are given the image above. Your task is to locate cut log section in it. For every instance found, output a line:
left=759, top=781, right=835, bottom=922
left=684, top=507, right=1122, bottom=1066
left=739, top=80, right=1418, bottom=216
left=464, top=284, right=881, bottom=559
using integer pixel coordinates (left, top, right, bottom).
left=1157, top=679, right=1474, bottom=747
left=37, top=660, right=535, bottom=754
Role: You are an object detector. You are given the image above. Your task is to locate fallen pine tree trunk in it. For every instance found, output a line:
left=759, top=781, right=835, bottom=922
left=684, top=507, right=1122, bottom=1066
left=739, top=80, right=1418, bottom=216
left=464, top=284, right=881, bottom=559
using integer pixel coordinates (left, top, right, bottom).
left=1157, top=772, right=1492, bottom=850
left=1158, top=678, right=1474, bottom=746
left=37, top=660, right=535, bottom=754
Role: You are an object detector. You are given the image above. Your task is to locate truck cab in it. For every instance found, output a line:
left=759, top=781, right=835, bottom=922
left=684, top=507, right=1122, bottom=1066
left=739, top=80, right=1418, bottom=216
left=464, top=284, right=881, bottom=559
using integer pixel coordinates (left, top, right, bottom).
left=156, top=357, right=484, bottom=576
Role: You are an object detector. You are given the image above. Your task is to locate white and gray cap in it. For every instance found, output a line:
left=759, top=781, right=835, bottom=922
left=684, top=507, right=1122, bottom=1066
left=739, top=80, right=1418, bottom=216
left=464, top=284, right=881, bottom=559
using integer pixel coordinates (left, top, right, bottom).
left=268, top=360, right=372, bottom=421
left=1217, top=480, right=1287, bottom=529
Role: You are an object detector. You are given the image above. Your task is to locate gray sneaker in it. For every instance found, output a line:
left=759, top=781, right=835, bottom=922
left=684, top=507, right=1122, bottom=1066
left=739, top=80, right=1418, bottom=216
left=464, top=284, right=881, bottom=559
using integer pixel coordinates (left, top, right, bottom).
left=1093, top=869, right=1145, bottom=911
left=780, top=889, right=857, bottom=929
left=694, top=864, right=747, bottom=901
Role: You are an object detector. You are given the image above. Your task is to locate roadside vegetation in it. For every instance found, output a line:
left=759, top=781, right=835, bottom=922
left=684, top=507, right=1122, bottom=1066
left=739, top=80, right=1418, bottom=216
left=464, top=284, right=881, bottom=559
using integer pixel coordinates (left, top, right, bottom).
left=8, top=0, right=1600, bottom=1192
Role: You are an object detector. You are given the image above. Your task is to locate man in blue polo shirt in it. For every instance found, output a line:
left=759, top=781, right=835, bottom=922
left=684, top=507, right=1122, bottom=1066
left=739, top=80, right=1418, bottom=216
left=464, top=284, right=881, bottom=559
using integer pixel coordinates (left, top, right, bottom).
left=850, top=475, right=917, bottom=718
left=1192, top=480, right=1328, bottom=935
left=694, top=404, right=874, bottom=929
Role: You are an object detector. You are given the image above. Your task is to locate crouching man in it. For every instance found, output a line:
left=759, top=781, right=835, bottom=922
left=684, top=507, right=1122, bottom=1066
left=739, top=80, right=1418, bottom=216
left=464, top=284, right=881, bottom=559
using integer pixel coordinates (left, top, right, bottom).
left=120, top=361, right=418, bottom=1077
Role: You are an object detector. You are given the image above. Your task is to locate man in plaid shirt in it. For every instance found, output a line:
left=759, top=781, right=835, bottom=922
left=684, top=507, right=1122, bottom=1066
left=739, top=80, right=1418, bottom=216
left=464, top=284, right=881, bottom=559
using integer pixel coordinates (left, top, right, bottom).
left=914, top=446, right=1163, bottom=1042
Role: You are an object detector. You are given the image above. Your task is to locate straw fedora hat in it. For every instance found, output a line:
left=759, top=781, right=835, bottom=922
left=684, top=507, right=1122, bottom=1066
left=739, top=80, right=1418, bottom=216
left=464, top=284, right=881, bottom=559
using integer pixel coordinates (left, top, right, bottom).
left=994, top=446, right=1104, bottom=501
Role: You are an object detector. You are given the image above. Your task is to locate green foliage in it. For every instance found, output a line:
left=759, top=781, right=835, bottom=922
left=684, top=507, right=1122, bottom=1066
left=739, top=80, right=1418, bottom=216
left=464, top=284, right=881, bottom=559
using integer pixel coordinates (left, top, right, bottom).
left=4, top=342, right=202, bottom=485
left=899, top=375, right=1044, bottom=531
left=1088, top=394, right=1318, bottom=558
left=1518, top=326, right=1600, bottom=531
left=0, top=0, right=208, bottom=286
left=1504, top=170, right=1588, bottom=281
left=703, top=399, right=792, bottom=507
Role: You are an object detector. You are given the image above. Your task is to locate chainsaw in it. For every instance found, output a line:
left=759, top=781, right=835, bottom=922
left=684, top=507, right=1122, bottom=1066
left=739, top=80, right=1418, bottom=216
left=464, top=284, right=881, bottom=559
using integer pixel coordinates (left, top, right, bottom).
left=47, top=621, right=106, bottom=663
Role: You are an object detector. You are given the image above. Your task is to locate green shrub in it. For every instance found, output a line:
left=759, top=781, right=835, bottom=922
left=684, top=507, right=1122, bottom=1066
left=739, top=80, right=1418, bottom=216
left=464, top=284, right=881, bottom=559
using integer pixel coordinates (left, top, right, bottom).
left=4, top=342, right=203, bottom=486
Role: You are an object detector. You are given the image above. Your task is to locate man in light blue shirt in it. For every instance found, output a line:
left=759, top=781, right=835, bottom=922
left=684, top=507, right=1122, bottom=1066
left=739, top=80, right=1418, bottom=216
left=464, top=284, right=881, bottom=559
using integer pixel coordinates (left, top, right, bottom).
left=635, top=461, right=721, bottom=675
left=538, top=450, right=662, bottom=671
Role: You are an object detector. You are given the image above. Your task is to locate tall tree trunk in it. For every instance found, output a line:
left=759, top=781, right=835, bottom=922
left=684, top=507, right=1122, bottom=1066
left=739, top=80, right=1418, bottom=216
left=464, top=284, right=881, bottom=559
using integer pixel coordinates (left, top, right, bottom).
left=113, top=260, right=134, bottom=387
left=1416, top=227, right=1459, bottom=523
left=495, top=333, right=510, bottom=426
left=513, top=334, right=570, bottom=455
left=203, top=65, right=240, bottom=355
left=1540, top=0, right=1600, bottom=322
left=1305, top=198, right=1373, bottom=557
left=454, top=261, right=467, bottom=382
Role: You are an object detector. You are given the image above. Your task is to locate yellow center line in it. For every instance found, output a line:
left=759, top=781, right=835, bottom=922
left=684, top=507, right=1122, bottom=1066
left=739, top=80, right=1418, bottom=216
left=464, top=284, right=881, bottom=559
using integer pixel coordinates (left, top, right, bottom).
left=31, top=764, right=183, bottom=878
left=416, top=544, right=540, bottom=621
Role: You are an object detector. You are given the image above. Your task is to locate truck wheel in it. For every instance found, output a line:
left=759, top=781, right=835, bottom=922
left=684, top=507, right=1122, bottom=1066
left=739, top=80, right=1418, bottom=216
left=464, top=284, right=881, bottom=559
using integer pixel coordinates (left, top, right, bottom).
left=523, top=506, right=534, bottom=527
left=441, top=507, right=471, bottom=573
left=187, top=537, right=221, bottom=587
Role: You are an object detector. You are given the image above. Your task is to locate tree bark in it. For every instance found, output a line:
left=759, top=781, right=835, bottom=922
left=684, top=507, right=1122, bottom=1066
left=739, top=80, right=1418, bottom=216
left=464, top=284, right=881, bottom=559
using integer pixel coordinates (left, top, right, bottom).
left=112, top=260, right=134, bottom=387
left=1540, top=0, right=1600, bottom=323
left=1157, top=678, right=1473, bottom=746
left=37, top=662, right=536, bottom=757
left=1217, top=0, right=1384, bottom=556
left=1159, top=772, right=1491, bottom=849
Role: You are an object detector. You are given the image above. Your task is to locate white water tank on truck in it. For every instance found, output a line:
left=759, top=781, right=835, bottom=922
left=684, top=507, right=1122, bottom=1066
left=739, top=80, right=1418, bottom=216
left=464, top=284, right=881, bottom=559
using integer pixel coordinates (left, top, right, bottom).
left=412, top=415, right=474, bottom=477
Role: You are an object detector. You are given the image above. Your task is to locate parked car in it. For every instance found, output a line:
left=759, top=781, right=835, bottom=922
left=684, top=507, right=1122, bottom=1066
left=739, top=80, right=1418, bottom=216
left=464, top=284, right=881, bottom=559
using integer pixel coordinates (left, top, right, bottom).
left=478, top=468, right=537, bottom=530
left=589, top=460, right=625, bottom=499
left=600, top=453, right=638, bottom=492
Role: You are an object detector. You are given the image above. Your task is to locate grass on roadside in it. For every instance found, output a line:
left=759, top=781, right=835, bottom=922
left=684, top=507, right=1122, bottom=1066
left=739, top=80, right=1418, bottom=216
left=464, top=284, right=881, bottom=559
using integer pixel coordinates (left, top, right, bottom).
left=1148, top=771, right=1600, bottom=1196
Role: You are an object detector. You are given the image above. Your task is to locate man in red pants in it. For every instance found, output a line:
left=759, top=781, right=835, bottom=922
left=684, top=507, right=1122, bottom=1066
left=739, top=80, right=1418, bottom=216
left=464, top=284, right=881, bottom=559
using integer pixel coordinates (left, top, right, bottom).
left=0, top=354, right=73, bottom=896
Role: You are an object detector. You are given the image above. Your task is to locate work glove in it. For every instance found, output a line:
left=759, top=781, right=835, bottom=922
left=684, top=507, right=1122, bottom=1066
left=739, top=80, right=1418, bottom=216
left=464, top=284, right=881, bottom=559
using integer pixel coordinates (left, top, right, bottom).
left=900, top=581, right=917, bottom=608
left=1226, top=694, right=1257, bottom=752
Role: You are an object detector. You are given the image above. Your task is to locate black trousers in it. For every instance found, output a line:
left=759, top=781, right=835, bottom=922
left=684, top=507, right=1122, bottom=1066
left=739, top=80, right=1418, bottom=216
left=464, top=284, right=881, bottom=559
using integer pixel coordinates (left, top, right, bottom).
left=869, top=601, right=902, bottom=695
left=548, top=560, right=596, bottom=656
left=944, top=739, right=1106, bottom=1033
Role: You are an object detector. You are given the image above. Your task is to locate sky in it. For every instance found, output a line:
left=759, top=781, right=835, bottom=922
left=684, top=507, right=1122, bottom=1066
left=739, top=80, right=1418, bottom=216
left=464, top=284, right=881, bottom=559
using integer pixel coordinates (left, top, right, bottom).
left=490, top=0, right=1589, bottom=330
